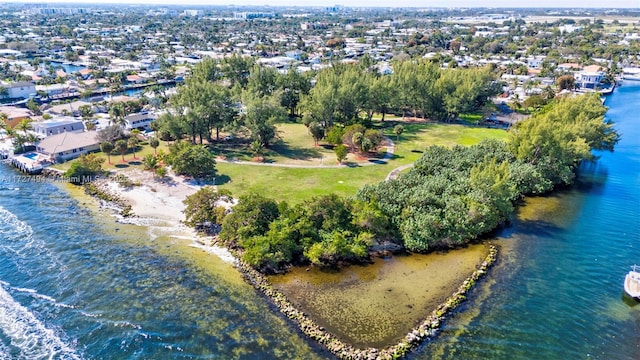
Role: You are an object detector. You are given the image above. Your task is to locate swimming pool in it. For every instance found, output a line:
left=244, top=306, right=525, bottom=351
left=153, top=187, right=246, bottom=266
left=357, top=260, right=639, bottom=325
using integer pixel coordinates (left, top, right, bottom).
left=22, top=153, right=38, bottom=160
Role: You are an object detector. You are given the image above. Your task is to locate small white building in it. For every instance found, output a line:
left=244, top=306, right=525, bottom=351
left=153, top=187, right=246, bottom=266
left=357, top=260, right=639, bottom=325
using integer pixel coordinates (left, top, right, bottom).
left=32, top=118, right=85, bottom=137
left=124, top=112, right=155, bottom=130
left=35, top=83, right=72, bottom=97
left=574, top=71, right=605, bottom=89
left=36, top=131, right=100, bottom=162
left=1, top=81, right=36, bottom=99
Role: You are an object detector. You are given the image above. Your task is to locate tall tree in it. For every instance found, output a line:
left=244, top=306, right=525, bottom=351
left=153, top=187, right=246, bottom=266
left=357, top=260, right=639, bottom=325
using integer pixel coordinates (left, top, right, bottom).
left=241, top=94, right=287, bottom=147
left=100, top=141, right=114, bottom=164
left=221, top=55, right=254, bottom=89
left=115, top=139, right=128, bottom=162
left=167, top=141, right=217, bottom=179
left=278, top=68, right=312, bottom=118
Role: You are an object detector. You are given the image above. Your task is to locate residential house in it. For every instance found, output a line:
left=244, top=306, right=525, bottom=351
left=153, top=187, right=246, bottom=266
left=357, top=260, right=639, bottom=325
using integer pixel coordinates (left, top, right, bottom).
left=36, top=83, right=73, bottom=97
left=46, top=101, right=93, bottom=117
left=1, top=81, right=36, bottom=99
left=126, top=74, right=144, bottom=84
left=526, top=55, right=546, bottom=69
left=557, top=63, right=582, bottom=72
left=36, top=131, right=100, bottom=162
left=574, top=70, right=605, bottom=89
left=0, top=106, right=32, bottom=128
left=32, top=117, right=85, bottom=137
left=124, top=111, right=155, bottom=130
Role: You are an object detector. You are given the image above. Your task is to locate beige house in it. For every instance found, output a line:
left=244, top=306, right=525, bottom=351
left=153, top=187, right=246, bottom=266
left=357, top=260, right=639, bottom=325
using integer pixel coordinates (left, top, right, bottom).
left=36, top=131, right=100, bottom=161
left=0, top=105, right=32, bottom=128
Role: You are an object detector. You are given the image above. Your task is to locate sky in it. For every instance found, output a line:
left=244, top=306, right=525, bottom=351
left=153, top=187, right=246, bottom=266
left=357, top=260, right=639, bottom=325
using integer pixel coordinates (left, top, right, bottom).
left=8, top=0, right=640, bottom=9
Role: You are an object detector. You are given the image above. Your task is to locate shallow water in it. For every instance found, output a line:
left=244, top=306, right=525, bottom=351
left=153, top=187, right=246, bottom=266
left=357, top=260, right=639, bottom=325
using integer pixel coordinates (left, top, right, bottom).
left=0, top=181, right=326, bottom=359
left=270, top=244, right=488, bottom=348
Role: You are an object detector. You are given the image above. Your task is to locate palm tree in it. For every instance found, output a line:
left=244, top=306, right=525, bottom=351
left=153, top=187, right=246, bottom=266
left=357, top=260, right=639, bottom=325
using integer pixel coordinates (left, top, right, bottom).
left=115, top=139, right=128, bottom=162
left=79, top=105, right=94, bottom=120
left=393, top=124, right=404, bottom=142
left=17, top=119, right=32, bottom=135
left=149, top=137, right=159, bottom=154
left=109, top=102, right=126, bottom=126
left=249, top=140, right=264, bottom=156
left=100, top=141, right=114, bottom=164
left=127, top=137, right=138, bottom=159
left=26, top=133, right=40, bottom=146
left=0, top=113, right=8, bottom=140
left=142, top=153, right=158, bottom=171
left=84, top=120, right=96, bottom=131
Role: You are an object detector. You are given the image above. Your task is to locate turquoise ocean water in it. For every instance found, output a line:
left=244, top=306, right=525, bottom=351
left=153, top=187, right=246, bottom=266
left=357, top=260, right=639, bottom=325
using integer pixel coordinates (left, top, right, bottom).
left=0, top=83, right=638, bottom=359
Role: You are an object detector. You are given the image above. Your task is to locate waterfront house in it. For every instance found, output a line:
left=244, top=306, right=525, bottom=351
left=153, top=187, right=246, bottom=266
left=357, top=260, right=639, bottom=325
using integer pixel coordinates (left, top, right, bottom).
left=1, top=81, right=36, bottom=99
left=0, top=106, right=32, bottom=128
left=36, top=130, right=100, bottom=162
left=35, top=83, right=72, bottom=97
left=32, top=117, right=85, bottom=137
left=126, top=74, right=144, bottom=85
left=574, top=69, right=605, bottom=89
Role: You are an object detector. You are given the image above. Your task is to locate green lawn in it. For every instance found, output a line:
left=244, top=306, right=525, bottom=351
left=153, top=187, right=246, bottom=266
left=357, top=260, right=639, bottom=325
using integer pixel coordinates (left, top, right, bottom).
left=208, top=123, right=364, bottom=165
left=216, top=122, right=508, bottom=203
left=215, top=162, right=394, bottom=204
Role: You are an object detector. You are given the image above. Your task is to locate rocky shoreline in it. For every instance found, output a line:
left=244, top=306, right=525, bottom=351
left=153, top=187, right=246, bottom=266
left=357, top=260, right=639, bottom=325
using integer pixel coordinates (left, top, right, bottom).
left=233, top=244, right=499, bottom=360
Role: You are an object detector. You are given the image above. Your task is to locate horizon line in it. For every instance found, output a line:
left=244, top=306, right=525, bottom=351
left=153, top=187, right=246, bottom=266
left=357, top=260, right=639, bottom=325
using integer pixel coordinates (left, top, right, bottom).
left=3, top=1, right=640, bottom=10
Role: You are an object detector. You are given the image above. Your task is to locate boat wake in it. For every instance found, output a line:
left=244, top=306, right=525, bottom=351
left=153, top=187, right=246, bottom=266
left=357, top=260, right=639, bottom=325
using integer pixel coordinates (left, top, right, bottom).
left=0, top=284, right=82, bottom=360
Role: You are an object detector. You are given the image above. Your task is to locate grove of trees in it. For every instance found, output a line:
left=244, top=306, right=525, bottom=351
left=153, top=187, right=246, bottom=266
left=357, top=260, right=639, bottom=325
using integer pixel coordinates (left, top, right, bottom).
left=185, top=93, right=619, bottom=272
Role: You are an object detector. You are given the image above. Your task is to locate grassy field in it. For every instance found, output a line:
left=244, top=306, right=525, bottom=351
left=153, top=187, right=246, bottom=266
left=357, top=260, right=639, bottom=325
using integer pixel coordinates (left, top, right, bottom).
left=209, top=123, right=367, bottom=165
left=215, top=162, right=394, bottom=203
left=215, top=122, right=508, bottom=202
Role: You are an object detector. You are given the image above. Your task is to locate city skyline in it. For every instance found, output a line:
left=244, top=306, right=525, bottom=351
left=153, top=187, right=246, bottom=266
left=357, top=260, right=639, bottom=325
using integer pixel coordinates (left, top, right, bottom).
left=7, top=0, right=640, bottom=9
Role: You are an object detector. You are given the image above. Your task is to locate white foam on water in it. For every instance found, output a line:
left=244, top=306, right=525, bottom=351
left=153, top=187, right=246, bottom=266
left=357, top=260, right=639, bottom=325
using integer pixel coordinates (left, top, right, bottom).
left=11, top=286, right=75, bottom=309
left=0, top=206, right=33, bottom=242
left=189, top=243, right=238, bottom=265
left=113, top=215, right=160, bottom=227
left=0, top=206, right=67, bottom=278
left=0, top=285, right=82, bottom=360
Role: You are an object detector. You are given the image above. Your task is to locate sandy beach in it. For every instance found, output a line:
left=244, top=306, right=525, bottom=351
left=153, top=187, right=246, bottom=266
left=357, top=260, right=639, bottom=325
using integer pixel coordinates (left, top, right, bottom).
left=108, top=168, right=199, bottom=224
left=101, top=168, right=233, bottom=255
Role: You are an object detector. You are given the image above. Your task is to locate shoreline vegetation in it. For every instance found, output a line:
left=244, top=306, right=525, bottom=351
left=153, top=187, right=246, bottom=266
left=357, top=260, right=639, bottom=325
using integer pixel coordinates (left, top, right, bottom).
left=62, top=168, right=500, bottom=359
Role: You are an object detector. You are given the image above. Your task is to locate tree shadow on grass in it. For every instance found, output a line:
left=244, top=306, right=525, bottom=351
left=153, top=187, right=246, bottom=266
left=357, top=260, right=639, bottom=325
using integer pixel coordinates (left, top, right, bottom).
left=128, top=161, right=141, bottom=166
left=270, top=141, right=323, bottom=161
left=115, top=163, right=129, bottom=169
left=214, top=174, right=231, bottom=185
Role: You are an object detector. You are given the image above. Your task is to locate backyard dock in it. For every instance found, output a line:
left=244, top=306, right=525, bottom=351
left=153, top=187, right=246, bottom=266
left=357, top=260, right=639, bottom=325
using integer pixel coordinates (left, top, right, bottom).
left=8, top=153, right=44, bottom=174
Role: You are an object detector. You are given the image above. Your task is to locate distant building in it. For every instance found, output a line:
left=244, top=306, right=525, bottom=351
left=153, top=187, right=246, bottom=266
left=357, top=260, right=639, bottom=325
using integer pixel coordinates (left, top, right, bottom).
left=234, top=12, right=275, bottom=20
left=31, top=8, right=88, bottom=15
left=527, top=56, right=546, bottom=69
left=182, top=10, right=203, bottom=17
